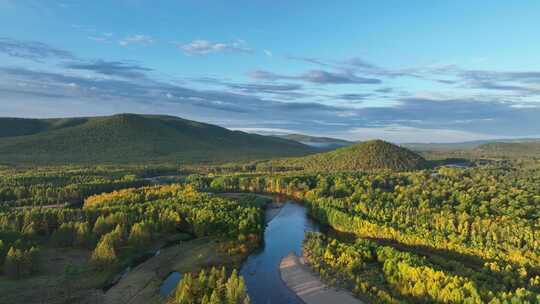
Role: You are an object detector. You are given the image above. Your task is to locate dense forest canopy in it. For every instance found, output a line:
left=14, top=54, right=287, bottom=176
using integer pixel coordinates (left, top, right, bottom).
left=1, top=149, right=539, bottom=303
left=474, top=142, right=540, bottom=158
left=0, top=168, right=267, bottom=302
left=201, top=161, right=540, bottom=303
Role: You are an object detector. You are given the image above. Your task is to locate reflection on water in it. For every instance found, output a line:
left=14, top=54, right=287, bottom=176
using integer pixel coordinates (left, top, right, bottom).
left=240, top=202, right=320, bottom=304
left=160, top=271, right=182, bottom=297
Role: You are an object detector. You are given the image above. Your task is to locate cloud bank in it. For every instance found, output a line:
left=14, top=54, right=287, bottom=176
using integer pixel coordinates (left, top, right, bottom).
left=1, top=37, right=540, bottom=142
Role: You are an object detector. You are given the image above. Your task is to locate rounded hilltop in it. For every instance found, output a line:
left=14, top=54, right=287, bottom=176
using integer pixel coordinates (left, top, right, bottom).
left=266, top=139, right=428, bottom=171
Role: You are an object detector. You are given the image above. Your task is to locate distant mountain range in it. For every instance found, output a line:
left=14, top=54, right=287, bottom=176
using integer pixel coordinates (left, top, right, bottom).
left=0, top=114, right=315, bottom=164
left=276, top=134, right=540, bottom=155
left=473, top=141, right=540, bottom=158
left=402, top=138, right=540, bottom=151
left=273, top=134, right=354, bottom=150
left=2, top=114, right=536, bottom=165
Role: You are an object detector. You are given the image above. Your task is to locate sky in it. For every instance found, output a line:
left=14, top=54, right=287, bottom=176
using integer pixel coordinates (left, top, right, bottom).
left=1, top=1, right=540, bottom=143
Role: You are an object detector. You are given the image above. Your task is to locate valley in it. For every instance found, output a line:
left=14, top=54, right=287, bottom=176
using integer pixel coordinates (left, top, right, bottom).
left=0, top=115, right=539, bottom=304
left=3, top=2, right=540, bottom=303
left=0, top=133, right=540, bottom=303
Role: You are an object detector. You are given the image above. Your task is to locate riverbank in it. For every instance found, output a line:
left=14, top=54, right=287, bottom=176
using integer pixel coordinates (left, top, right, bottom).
left=103, top=193, right=280, bottom=303
left=103, top=238, right=243, bottom=304
left=279, top=253, right=363, bottom=304
left=217, top=192, right=285, bottom=223
left=264, top=200, right=283, bottom=223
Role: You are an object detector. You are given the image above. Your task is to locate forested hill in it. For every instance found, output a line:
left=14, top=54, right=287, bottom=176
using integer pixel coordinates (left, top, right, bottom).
left=0, top=114, right=314, bottom=164
left=262, top=139, right=428, bottom=171
left=474, top=141, right=540, bottom=158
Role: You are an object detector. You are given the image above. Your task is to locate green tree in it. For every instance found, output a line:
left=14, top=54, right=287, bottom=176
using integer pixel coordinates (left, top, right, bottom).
left=209, top=290, right=221, bottom=304
left=175, top=273, right=195, bottom=304
left=52, top=222, right=75, bottom=247
left=92, top=215, right=110, bottom=237
left=27, top=246, right=39, bottom=273
left=4, top=247, right=22, bottom=278
left=91, top=236, right=117, bottom=270
left=74, top=222, right=92, bottom=248
left=128, top=221, right=151, bottom=249
left=3, top=246, right=37, bottom=278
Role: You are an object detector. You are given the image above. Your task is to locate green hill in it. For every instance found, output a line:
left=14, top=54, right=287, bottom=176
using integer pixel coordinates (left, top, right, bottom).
left=0, top=114, right=314, bottom=164
left=263, top=139, right=428, bottom=171
left=474, top=142, right=540, bottom=158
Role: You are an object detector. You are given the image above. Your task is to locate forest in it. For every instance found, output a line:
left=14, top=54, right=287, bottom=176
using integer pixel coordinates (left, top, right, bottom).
left=0, top=167, right=265, bottom=303
left=197, top=161, right=540, bottom=303
left=1, top=156, right=539, bottom=303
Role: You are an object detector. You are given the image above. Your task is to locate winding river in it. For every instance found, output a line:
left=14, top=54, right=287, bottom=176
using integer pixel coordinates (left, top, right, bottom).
left=159, top=199, right=323, bottom=303
left=240, top=201, right=321, bottom=304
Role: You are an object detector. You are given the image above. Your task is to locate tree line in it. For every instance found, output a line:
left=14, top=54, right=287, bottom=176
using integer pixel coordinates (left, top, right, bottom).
left=174, top=267, right=250, bottom=304
left=0, top=183, right=266, bottom=278
left=0, top=165, right=188, bottom=207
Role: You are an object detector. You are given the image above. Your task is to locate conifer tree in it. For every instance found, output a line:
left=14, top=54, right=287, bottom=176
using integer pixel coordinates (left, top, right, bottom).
left=198, top=268, right=208, bottom=295
left=175, top=273, right=195, bottom=304
left=22, top=222, right=37, bottom=237
left=4, top=247, right=21, bottom=278
left=91, top=236, right=117, bottom=269
left=238, top=277, right=249, bottom=304
left=27, top=246, right=39, bottom=273
left=128, top=221, right=151, bottom=249
left=75, top=222, right=91, bottom=248
left=3, top=246, right=36, bottom=278
left=200, top=294, right=210, bottom=304
left=209, top=289, right=221, bottom=304
left=225, top=269, right=242, bottom=304
left=52, top=222, right=75, bottom=247
left=207, top=267, right=218, bottom=290
left=92, top=215, right=110, bottom=237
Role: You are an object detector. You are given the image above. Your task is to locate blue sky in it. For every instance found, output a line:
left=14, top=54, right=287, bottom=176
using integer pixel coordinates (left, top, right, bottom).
left=1, top=0, right=540, bottom=142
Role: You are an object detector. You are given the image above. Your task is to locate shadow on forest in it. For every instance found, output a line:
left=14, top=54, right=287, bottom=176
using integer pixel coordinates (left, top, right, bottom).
left=365, top=237, right=486, bottom=270
left=428, top=158, right=474, bottom=168
left=325, top=230, right=533, bottom=292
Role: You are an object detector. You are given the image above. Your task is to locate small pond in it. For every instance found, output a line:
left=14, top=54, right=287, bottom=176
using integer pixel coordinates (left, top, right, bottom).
left=160, top=271, right=182, bottom=297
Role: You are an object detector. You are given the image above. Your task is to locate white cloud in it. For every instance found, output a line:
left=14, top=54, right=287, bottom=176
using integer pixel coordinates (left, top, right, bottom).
left=119, top=35, right=154, bottom=47
left=179, top=39, right=253, bottom=55
left=342, top=126, right=505, bottom=143
left=88, top=36, right=108, bottom=43
left=90, top=33, right=114, bottom=43
left=263, top=50, right=273, bottom=57
left=230, top=127, right=298, bottom=135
